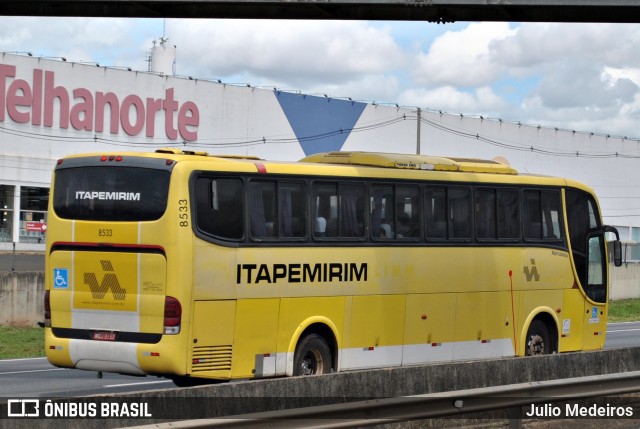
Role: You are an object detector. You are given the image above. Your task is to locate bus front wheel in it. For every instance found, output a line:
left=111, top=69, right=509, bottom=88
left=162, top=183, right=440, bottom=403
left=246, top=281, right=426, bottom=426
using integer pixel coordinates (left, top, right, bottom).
left=293, top=334, right=332, bottom=376
left=525, top=319, right=551, bottom=356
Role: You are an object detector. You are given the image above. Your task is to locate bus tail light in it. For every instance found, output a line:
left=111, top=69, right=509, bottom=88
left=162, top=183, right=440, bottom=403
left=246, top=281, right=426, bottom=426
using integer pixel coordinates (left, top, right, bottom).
left=44, top=290, right=51, bottom=327
left=164, top=296, right=182, bottom=335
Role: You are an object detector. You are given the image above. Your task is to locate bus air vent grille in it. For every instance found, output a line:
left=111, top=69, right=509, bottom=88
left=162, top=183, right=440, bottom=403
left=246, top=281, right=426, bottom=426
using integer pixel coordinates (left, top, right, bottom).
left=191, top=345, right=233, bottom=372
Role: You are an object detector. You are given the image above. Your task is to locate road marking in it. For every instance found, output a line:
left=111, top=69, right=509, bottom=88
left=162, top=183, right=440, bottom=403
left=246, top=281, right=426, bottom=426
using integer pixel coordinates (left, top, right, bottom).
left=0, top=357, right=47, bottom=363
left=0, top=368, right=67, bottom=376
left=607, top=328, right=640, bottom=334
left=102, top=380, right=174, bottom=388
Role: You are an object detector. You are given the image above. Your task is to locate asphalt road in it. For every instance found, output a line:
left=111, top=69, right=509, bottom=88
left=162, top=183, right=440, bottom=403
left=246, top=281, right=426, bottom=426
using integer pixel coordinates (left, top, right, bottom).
left=604, top=321, right=640, bottom=349
left=0, top=357, right=174, bottom=398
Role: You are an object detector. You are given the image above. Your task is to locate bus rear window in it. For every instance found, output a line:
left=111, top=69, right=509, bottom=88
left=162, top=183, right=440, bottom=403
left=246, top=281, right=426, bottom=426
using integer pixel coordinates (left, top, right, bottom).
left=53, top=167, right=170, bottom=221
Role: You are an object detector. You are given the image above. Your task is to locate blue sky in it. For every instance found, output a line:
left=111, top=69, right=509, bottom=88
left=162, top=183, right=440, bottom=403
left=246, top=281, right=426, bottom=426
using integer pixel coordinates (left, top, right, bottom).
left=0, top=17, right=639, bottom=139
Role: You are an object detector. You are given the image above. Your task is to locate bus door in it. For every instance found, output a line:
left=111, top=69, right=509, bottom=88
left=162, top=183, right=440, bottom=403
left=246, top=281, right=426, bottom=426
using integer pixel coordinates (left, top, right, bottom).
left=566, top=189, right=610, bottom=350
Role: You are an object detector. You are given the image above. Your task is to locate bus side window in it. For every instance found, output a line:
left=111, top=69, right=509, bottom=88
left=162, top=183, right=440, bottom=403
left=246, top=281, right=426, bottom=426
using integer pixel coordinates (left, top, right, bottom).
left=313, top=182, right=365, bottom=240
left=474, top=187, right=520, bottom=241
left=340, top=184, right=365, bottom=238
left=425, top=187, right=447, bottom=240
left=475, top=187, right=496, bottom=239
left=249, top=181, right=276, bottom=239
left=195, top=177, right=244, bottom=240
left=396, top=186, right=420, bottom=239
left=497, top=188, right=520, bottom=239
left=524, top=189, right=563, bottom=241
left=313, top=182, right=339, bottom=238
left=541, top=190, right=563, bottom=240
left=279, top=182, right=307, bottom=238
left=449, top=187, right=471, bottom=239
left=523, top=190, right=542, bottom=240
left=371, top=185, right=394, bottom=240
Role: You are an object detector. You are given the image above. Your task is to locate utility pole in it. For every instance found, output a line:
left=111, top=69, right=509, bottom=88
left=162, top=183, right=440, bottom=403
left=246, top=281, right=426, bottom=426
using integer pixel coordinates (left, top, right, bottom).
left=416, top=107, right=421, bottom=155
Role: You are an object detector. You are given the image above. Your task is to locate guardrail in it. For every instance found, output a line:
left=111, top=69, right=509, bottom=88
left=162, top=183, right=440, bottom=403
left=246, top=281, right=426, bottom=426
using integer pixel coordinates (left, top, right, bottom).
left=129, top=371, right=640, bottom=429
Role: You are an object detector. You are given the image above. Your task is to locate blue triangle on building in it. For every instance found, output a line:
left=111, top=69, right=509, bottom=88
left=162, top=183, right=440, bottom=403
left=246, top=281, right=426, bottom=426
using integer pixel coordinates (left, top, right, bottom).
left=275, top=91, right=367, bottom=156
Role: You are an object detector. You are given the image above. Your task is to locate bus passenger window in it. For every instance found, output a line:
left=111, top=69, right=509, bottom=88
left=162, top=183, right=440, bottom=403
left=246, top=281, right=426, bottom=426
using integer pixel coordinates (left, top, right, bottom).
left=524, top=189, right=563, bottom=241
left=396, top=186, right=420, bottom=238
left=475, top=187, right=519, bottom=241
left=195, top=177, right=244, bottom=240
left=313, top=182, right=365, bottom=240
left=249, top=181, right=276, bottom=238
left=279, top=182, right=307, bottom=238
left=523, top=190, right=542, bottom=239
left=497, top=188, right=520, bottom=239
left=371, top=185, right=394, bottom=240
left=425, top=187, right=447, bottom=239
left=340, top=184, right=365, bottom=238
left=475, top=188, right=496, bottom=239
left=313, top=183, right=339, bottom=238
left=541, top=190, right=563, bottom=239
left=449, top=187, right=471, bottom=239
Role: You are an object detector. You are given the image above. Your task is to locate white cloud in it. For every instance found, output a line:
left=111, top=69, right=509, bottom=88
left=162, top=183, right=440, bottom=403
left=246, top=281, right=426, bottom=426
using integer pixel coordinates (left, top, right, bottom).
left=534, top=60, right=638, bottom=110
left=399, top=86, right=509, bottom=114
left=411, top=22, right=516, bottom=88
left=168, top=20, right=406, bottom=87
left=0, top=17, right=139, bottom=63
left=493, top=23, right=640, bottom=69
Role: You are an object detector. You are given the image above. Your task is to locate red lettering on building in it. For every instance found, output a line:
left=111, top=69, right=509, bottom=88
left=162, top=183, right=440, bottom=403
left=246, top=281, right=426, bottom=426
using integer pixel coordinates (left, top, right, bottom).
left=0, top=64, right=199, bottom=141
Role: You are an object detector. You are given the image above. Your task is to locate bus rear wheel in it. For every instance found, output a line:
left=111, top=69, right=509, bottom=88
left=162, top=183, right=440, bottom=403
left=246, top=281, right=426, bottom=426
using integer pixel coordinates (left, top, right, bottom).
left=293, top=334, right=332, bottom=376
left=525, top=319, right=551, bottom=356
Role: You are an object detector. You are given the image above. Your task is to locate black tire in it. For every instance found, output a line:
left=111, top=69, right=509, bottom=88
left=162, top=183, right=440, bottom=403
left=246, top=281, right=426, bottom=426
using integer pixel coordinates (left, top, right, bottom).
left=293, top=334, right=332, bottom=376
left=525, top=319, right=551, bottom=356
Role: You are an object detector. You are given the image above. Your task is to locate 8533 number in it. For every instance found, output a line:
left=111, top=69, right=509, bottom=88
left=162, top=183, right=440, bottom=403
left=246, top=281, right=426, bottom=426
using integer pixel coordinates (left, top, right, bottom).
left=178, top=199, right=189, bottom=227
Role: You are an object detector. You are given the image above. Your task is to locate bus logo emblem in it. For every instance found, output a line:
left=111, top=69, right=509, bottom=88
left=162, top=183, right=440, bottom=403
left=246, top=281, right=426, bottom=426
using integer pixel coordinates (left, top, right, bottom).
left=83, top=260, right=126, bottom=300
left=523, top=259, right=540, bottom=282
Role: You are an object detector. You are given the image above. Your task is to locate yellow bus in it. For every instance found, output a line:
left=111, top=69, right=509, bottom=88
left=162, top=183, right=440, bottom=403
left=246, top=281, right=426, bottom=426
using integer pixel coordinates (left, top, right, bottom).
left=44, top=149, right=622, bottom=384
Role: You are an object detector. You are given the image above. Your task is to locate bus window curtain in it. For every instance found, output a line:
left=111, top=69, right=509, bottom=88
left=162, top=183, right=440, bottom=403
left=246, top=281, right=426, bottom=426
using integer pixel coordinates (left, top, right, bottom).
left=279, top=187, right=292, bottom=237
left=449, top=189, right=470, bottom=239
left=371, top=189, right=383, bottom=238
left=249, top=183, right=266, bottom=237
left=340, top=186, right=360, bottom=237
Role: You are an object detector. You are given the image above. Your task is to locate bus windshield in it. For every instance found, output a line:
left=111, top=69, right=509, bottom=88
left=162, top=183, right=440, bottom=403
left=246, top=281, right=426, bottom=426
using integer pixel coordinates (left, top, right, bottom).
left=53, top=166, right=170, bottom=221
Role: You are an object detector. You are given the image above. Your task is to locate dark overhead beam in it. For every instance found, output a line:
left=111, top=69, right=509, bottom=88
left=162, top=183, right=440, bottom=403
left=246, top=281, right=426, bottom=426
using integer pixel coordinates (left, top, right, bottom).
left=2, top=1, right=640, bottom=23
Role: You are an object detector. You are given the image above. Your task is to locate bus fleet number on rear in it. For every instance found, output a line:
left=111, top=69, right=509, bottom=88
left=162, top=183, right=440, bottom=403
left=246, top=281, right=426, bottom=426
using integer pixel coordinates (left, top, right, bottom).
left=178, top=199, right=189, bottom=227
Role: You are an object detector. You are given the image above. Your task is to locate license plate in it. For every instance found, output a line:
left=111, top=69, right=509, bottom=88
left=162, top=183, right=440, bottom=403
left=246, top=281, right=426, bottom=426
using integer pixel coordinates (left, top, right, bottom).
left=92, top=331, right=117, bottom=341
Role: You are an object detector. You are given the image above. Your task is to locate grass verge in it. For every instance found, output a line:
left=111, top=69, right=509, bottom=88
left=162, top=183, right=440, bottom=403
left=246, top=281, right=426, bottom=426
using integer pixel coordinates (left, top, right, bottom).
left=0, top=326, right=45, bottom=359
left=609, top=298, right=640, bottom=323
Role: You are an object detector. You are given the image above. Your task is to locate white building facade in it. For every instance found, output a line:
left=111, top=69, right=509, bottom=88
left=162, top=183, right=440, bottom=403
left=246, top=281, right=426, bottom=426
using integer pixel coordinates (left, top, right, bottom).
left=1, top=52, right=639, bottom=252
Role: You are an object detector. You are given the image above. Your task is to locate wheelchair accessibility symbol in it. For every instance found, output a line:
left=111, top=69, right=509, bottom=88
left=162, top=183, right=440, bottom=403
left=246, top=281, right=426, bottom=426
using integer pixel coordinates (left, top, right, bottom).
left=53, top=268, right=68, bottom=289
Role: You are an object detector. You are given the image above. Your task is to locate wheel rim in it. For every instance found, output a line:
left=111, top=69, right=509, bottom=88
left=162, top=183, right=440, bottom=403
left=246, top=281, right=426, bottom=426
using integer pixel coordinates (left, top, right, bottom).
left=527, top=333, right=545, bottom=355
left=300, top=349, right=324, bottom=375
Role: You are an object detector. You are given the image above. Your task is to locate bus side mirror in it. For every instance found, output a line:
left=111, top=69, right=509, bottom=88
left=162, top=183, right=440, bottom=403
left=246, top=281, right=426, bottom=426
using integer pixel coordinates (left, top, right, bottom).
left=603, top=226, right=623, bottom=267
left=613, top=240, right=623, bottom=267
